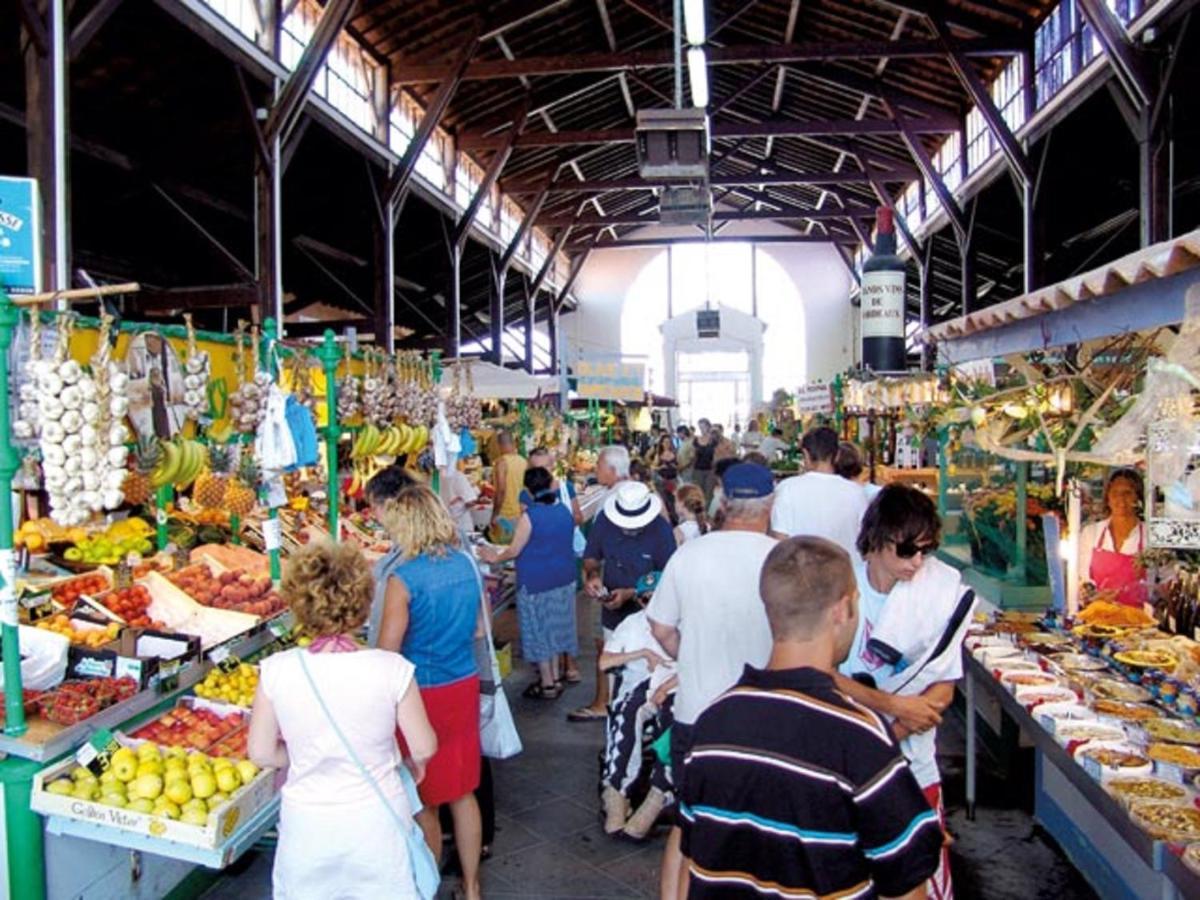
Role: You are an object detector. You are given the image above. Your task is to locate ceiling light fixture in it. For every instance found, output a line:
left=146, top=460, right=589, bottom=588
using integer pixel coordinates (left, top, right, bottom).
left=687, top=47, right=709, bottom=108
left=683, top=0, right=706, bottom=46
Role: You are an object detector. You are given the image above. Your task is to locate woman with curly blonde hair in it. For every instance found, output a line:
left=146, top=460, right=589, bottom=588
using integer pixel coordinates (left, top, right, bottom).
left=378, top=484, right=486, bottom=900
left=248, top=540, right=437, bottom=899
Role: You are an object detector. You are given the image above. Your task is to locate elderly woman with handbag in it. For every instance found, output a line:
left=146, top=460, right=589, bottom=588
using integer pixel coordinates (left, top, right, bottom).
left=377, top=484, right=487, bottom=900
left=247, top=541, right=439, bottom=899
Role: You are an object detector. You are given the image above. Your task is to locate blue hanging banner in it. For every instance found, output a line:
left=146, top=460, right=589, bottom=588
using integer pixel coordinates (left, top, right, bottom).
left=0, top=177, right=41, bottom=295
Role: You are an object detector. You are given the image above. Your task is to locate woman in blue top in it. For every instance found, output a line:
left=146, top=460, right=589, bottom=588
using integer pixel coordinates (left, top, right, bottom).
left=378, top=484, right=484, bottom=900
left=480, top=467, right=578, bottom=699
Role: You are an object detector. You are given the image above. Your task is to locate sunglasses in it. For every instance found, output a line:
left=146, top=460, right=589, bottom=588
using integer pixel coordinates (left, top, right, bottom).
left=894, top=539, right=939, bottom=559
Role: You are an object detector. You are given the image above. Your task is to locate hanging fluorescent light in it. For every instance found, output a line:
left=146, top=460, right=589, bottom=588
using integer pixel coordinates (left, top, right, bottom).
left=687, top=47, right=709, bottom=108
left=683, top=0, right=706, bottom=46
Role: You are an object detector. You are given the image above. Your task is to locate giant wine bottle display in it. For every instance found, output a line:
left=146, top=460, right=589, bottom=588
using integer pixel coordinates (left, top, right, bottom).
left=860, top=206, right=906, bottom=372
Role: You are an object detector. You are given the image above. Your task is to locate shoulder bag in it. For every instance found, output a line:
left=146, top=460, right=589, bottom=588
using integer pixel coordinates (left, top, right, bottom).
left=463, top=552, right=523, bottom=759
left=297, top=652, right=440, bottom=900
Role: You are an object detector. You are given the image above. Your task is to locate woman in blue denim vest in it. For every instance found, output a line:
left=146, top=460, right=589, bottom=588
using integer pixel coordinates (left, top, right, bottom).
left=378, top=484, right=484, bottom=900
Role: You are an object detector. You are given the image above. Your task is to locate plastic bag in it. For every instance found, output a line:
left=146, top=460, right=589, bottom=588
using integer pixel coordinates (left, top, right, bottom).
left=254, top=385, right=298, bottom=474
left=0, top=625, right=70, bottom=691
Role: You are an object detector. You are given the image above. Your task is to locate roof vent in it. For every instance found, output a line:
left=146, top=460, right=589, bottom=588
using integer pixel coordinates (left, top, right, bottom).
left=635, top=109, right=709, bottom=178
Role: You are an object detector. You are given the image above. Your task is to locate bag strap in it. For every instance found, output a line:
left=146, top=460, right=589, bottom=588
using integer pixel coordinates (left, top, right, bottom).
left=462, top=551, right=502, bottom=684
left=890, top=589, right=976, bottom=695
left=296, top=651, right=420, bottom=829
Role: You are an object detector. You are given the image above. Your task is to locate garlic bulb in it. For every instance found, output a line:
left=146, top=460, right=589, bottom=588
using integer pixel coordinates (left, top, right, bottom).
left=41, top=396, right=63, bottom=419
left=59, top=360, right=82, bottom=386
left=106, top=446, right=128, bottom=468
left=110, top=396, right=129, bottom=417
left=42, top=422, right=65, bottom=444
left=81, top=402, right=100, bottom=422
left=61, top=411, right=83, bottom=435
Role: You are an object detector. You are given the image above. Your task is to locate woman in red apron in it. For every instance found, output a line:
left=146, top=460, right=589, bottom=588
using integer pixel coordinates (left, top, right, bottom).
left=1083, top=468, right=1147, bottom=608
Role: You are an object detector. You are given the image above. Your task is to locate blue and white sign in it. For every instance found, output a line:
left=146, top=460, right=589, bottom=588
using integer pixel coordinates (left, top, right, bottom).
left=0, top=177, right=42, bottom=295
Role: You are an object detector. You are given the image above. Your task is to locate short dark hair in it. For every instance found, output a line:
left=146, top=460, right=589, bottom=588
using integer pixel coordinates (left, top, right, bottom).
left=771, top=428, right=783, bottom=437
left=630, top=459, right=653, bottom=484
left=760, top=536, right=855, bottom=640
left=676, top=425, right=689, bottom=436
left=528, top=446, right=551, bottom=460
left=715, top=456, right=741, bottom=480
left=366, top=466, right=419, bottom=504
left=743, top=451, right=769, bottom=467
left=800, top=426, right=839, bottom=463
left=524, top=466, right=555, bottom=504
left=857, top=484, right=941, bottom=557
left=834, top=441, right=864, bottom=480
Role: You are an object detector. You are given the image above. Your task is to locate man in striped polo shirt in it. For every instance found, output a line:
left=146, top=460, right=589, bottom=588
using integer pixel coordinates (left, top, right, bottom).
left=678, top=536, right=942, bottom=899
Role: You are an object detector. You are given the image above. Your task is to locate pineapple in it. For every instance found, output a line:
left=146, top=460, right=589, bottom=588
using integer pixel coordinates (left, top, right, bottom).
left=122, top=436, right=160, bottom=506
left=224, top=454, right=259, bottom=517
left=194, top=444, right=232, bottom=508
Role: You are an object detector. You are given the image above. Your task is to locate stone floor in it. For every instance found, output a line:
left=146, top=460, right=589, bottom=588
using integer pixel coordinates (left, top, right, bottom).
left=201, top=608, right=1099, bottom=900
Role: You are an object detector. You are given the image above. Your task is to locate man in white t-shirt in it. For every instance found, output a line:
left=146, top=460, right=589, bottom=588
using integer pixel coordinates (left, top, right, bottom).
left=835, top=484, right=970, bottom=900
left=770, top=426, right=869, bottom=560
left=758, top=428, right=787, bottom=461
left=646, top=462, right=777, bottom=899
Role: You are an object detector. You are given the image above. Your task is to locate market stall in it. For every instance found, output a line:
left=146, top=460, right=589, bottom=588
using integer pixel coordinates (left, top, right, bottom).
left=0, top=284, right=495, bottom=899
left=921, top=230, right=1200, bottom=900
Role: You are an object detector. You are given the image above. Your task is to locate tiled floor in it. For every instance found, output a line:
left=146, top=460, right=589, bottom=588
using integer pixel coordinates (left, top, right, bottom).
left=202, top=606, right=1098, bottom=899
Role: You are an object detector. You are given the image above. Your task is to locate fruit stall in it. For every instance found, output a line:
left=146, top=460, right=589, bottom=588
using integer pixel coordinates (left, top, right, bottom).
left=0, top=282, right=488, bottom=899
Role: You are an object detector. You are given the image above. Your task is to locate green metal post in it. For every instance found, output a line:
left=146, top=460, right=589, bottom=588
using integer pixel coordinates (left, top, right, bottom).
left=315, top=330, right=341, bottom=538
left=936, top=425, right=950, bottom=522
left=155, top=485, right=173, bottom=551
left=833, top=375, right=844, bottom=436
left=261, top=319, right=282, bottom=582
left=1012, top=461, right=1029, bottom=583
left=1, top=756, right=47, bottom=899
left=0, top=291, right=25, bottom=736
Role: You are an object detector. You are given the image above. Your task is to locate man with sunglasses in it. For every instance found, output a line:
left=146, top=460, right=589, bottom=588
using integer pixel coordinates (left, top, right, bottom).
left=833, top=484, right=972, bottom=900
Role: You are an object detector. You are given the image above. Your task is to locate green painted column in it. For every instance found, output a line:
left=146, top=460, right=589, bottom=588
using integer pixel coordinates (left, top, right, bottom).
left=315, top=330, right=341, bottom=538
left=0, top=293, right=24, bottom=736
left=1, top=756, right=47, bottom=899
left=261, top=319, right=282, bottom=583
left=1011, top=461, right=1029, bottom=583
left=937, top=425, right=950, bottom=522
left=0, top=291, right=45, bottom=899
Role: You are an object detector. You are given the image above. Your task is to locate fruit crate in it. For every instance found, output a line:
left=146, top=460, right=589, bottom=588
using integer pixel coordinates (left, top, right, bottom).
left=123, top=696, right=248, bottom=754
left=137, top=571, right=258, bottom=649
left=30, top=754, right=276, bottom=851
left=65, top=627, right=202, bottom=690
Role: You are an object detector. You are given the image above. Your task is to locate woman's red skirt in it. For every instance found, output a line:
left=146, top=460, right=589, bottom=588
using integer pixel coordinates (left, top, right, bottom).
left=398, top=674, right=481, bottom=807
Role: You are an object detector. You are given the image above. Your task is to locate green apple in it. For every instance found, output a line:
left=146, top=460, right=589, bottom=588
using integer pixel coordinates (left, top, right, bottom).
left=154, top=799, right=181, bottom=820
left=191, top=772, right=217, bottom=800
left=235, top=760, right=260, bottom=784
left=133, top=774, right=163, bottom=801
left=206, top=792, right=229, bottom=809
left=46, top=779, right=74, bottom=796
left=180, top=808, right=209, bottom=826
left=101, top=793, right=128, bottom=808
left=164, top=779, right=193, bottom=805
left=128, top=798, right=155, bottom=814
left=215, top=768, right=241, bottom=794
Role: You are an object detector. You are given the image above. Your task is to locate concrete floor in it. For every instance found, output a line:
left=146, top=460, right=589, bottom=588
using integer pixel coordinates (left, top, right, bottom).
left=201, top=606, right=1098, bottom=900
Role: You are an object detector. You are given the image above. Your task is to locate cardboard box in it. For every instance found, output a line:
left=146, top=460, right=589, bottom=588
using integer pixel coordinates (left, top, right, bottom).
left=66, top=628, right=202, bottom=690
left=30, top=755, right=276, bottom=850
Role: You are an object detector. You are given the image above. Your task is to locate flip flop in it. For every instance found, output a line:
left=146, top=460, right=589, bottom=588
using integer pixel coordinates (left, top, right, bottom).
left=563, top=669, right=583, bottom=684
left=567, top=706, right=607, bottom=722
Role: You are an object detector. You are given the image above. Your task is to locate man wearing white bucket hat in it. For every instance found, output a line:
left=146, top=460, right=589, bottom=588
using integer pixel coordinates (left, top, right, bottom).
left=568, top=480, right=676, bottom=724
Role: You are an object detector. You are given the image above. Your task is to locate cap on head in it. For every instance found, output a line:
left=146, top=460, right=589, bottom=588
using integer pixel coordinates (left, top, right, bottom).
left=721, top=463, right=774, bottom=499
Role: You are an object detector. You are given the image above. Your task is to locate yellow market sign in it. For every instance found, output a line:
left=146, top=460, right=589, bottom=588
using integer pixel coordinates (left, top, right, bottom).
left=576, top=361, right=645, bottom=402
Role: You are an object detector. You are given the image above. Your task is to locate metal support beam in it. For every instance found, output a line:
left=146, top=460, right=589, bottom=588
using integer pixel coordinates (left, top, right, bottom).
left=539, top=208, right=874, bottom=227
left=523, top=275, right=537, bottom=374
left=454, top=100, right=530, bottom=252
left=888, top=107, right=968, bottom=243
left=553, top=243, right=596, bottom=314
left=372, top=198, right=396, bottom=352
left=489, top=258, right=506, bottom=365
left=460, top=114, right=956, bottom=149
left=392, top=37, right=1017, bottom=83
left=1021, top=175, right=1042, bottom=293
left=151, top=185, right=255, bottom=282
left=386, top=24, right=482, bottom=210
left=1076, top=0, right=1153, bottom=111
left=69, top=0, right=124, bottom=59
left=960, top=206, right=977, bottom=316
left=589, top=234, right=857, bottom=248
left=529, top=225, right=574, bottom=299
left=133, top=284, right=259, bottom=313
left=919, top=240, right=933, bottom=370
left=498, top=179, right=554, bottom=275
left=23, top=0, right=69, bottom=293
left=263, top=0, right=358, bottom=142
left=932, top=27, right=1033, bottom=185
left=254, top=132, right=284, bottom=325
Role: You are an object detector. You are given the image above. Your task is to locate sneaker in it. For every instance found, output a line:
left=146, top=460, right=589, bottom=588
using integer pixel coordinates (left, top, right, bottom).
left=621, top=787, right=667, bottom=841
left=601, top=785, right=630, bottom=834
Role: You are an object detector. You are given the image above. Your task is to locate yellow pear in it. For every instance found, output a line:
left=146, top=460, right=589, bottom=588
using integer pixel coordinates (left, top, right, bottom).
left=180, top=808, right=209, bottom=826
left=101, top=792, right=127, bottom=808
left=235, top=760, right=260, bottom=784
left=128, top=798, right=155, bottom=813
left=136, top=760, right=164, bottom=778
left=191, top=771, right=217, bottom=800
left=165, top=779, right=193, bottom=805
left=154, top=799, right=181, bottom=820
left=46, top=779, right=74, bottom=796
left=215, top=768, right=241, bottom=793
left=133, top=774, right=163, bottom=801
left=206, top=791, right=229, bottom=810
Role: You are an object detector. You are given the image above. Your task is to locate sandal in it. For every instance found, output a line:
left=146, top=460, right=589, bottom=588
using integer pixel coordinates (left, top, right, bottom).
left=523, top=682, right=562, bottom=700
left=563, top=669, right=582, bottom=684
left=567, top=706, right=607, bottom=722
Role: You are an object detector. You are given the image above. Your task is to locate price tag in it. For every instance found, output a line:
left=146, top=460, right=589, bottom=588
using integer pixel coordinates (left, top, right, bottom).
left=1081, top=756, right=1103, bottom=781
left=1155, top=761, right=1188, bottom=785
left=268, top=619, right=291, bottom=639
left=75, top=729, right=119, bottom=777
left=155, top=507, right=168, bottom=527
left=20, top=588, right=54, bottom=622
left=266, top=476, right=288, bottom=510
left=210, top=644, right=232, bottom=665
left=263, top=517, right=283, bottom=552
left=114, top=562, right=133, bottom=590
left=157, top=659, right=181, bottom=695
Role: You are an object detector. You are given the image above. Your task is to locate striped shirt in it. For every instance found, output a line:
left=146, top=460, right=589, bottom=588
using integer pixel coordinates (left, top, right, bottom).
left=680, top=665, right=942, bottom=899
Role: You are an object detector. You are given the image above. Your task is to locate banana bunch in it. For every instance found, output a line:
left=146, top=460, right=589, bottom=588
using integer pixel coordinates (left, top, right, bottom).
left=351, top=424, right=431, bottom=459
left=151, top=438, right=208, bottom=490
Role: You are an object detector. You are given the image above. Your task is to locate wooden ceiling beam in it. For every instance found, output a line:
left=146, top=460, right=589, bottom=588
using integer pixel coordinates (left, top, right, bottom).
left=391, top=38, right=1019, bottom=84
left=131, top=284, right=260, bottom=312
left=538, top=208, right=873, bottom=227
left=503, top=168, right=912, bottom=194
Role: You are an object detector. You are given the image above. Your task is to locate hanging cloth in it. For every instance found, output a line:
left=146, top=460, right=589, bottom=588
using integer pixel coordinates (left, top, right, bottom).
left=284, top=395, right=319, bottom=469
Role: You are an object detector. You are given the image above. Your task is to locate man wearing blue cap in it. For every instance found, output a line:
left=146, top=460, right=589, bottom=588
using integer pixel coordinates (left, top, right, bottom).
left=646, top=462, right=779, bottom=898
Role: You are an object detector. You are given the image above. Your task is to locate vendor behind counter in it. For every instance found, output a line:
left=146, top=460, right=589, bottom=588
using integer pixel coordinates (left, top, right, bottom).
left=1079, top=468, right=1147, bottom=608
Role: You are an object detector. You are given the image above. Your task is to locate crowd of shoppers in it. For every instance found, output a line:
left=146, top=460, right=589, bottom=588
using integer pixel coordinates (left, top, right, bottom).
left=246, top=415, right=969, bottom=900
